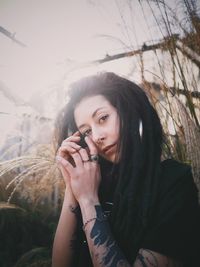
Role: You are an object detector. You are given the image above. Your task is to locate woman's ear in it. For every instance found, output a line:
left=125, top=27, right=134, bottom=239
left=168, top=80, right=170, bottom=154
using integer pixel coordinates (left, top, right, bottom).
left=139, top=119, right=143, bottom=140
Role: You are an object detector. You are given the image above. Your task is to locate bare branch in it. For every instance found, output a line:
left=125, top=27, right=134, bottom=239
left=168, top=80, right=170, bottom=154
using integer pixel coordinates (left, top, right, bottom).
left=0, top=26, right=27, bottom=47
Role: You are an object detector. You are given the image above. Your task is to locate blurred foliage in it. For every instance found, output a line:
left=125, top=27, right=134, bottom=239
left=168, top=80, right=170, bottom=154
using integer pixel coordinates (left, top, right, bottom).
left=14, top=247, right=51, bottom=267
left=0, top=203, right=52, bottom=267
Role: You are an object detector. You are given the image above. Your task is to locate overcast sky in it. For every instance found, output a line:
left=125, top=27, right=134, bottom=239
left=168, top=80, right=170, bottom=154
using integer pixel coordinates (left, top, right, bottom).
left=0, top=0, right=164, bottom=100
left=1, top=0, right=189, bottom=144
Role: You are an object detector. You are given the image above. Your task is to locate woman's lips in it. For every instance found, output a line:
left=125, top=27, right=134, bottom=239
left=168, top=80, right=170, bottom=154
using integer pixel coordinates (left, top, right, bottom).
left=102, top=143, right=116, bottom=154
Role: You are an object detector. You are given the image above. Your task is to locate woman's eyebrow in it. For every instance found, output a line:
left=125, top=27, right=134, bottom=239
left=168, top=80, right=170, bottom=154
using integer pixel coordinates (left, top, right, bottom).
left=78, top=107, right=106, bottom=130
left=92, top=107, right=105, bottom=118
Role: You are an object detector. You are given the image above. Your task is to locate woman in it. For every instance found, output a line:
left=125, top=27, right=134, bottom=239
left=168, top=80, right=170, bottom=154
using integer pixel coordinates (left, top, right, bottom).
left=52, top=72, right=199, bottom=267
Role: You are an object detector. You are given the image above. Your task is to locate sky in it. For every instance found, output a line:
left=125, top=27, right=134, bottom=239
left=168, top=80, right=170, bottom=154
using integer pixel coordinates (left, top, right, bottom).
left=0, top=0, right=163, bottom=100
left=0, top=0, right=183, bottom=144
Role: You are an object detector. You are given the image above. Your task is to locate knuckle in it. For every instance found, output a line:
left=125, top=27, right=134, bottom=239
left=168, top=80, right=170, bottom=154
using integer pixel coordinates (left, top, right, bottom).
left=79, top=148, right=87, bottom=155
left=85, top=164, right=90, bottom=170
left=59, top=147, right=64, bottom=152
left=90, top=150, right=97, bottom=155
left=62, top=138, right=70, bottom=145
left=62, top=160, right=69, bottom=167
left=61, top=143, right=69, bottom=148
left=57, top=149, right=64, bottom=157
left=62, top=161, right=67, bottom=167
left=88, top=165, right=93, bottom=171
left=72, top=153, right=77, bottom=159
left=78, top=148, right=83, bottom=155
left=61, top=140, right=66, bottom=146
left=73, top=152, right=79, bottom=159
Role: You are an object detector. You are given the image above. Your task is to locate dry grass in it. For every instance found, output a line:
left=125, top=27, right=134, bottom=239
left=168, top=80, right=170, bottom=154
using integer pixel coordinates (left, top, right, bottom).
left=0, top=142, right=64, bottom=219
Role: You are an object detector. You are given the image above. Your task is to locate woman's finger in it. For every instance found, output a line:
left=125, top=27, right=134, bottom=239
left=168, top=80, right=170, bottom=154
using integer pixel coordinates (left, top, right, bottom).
left=61, top=136, right=80, bottom=146
left=72, top=131, right=81, bottom=137
left=85, top=136, right=98, bottom=155
left=58, top=143, right=81, bottom=157
left=56, top=156, right=74, bottom=175
left=57, top=146, right=76, bottom=157
left=70, top=152, right=84, bottom=167
left=78, top=148, right=90, bottom=162
left=61, top=142, right=81, bottom=151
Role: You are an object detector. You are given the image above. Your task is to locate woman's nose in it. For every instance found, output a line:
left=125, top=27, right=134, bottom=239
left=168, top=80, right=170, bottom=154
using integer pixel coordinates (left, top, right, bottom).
left=92, top=128, right=105, bottom=145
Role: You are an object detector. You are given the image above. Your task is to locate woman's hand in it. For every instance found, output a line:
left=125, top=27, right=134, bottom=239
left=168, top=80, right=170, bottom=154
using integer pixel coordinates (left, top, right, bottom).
left=57, top=131, right=81, bottom=160
left=56, top=131, right=81, bottom=200
left=59, top=136, right=101, bottom=205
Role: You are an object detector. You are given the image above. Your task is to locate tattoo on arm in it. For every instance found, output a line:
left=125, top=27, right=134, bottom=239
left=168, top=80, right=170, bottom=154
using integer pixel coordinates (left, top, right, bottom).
left=69, top=204, right=80, bottom=217
left=135, top=249, right=183, bottom=267
left=136, top=249, right=158, bottom=267
left=88, top=205, right=130, bottom=267
left=87, top=205, right=183, bottom=267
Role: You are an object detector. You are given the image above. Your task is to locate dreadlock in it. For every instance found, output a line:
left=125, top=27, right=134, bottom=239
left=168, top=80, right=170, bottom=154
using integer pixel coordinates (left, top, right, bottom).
left=54, top=72, right=163, bottom=263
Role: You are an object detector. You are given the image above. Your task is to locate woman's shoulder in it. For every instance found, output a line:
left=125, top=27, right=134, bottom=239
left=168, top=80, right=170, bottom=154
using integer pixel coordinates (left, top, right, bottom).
left=161, top=158, right=192, bottom=177
left=160, top=159, right=195, bottom=188
left=159, top=158, right=199, bottom=203
left=142, top=159, right=200, bottom=265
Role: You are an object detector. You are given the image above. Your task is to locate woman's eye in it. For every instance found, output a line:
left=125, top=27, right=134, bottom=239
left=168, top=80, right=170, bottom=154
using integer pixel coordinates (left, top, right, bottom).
left=83, top=129, right=91, bottom=136
left=99, top=115, right=108, bottom=123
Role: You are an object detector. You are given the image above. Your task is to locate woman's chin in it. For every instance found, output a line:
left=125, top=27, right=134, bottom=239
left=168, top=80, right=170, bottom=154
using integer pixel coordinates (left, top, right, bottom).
left=100, top=153, right=119, bottom=164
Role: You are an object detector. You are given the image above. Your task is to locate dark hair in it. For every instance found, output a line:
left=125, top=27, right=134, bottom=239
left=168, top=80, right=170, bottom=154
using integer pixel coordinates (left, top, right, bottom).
left=54, top=72, right=163, bottom=262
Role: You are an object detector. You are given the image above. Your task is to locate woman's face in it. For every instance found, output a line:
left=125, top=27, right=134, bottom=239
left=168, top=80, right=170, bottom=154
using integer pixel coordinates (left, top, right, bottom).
left=74, top=95, right=120, bottom=163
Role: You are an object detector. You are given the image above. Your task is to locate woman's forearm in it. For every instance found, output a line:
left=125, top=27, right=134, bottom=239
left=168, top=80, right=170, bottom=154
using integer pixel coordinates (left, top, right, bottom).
left=79, top=200, right=131, bottom=267
left=52, top=191, right=79, bottom=267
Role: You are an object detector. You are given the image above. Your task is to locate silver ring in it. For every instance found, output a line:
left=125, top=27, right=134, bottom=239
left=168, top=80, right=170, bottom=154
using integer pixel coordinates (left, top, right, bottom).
left=90, top=154, right=99, bottom=163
